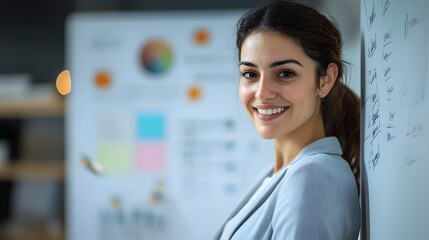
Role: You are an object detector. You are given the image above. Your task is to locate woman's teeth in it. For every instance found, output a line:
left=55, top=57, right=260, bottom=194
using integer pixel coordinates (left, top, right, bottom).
left=257, top=107, right=287, bottom=115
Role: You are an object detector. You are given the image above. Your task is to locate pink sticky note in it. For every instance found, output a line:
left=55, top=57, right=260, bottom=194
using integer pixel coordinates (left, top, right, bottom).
left=135, top=142, right=166, bottom=171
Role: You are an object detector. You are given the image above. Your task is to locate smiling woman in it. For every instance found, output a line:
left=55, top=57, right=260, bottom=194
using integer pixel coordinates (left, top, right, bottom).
left=239, top=31, right=327, bottom=150
left=214, top=1, right=360, bottom=240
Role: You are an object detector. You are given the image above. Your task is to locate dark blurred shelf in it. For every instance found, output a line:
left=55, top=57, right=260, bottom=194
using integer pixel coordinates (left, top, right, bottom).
left=0, top=162, right=64, bottom=181
left=0, top=224, right=65, bottom=240
left=0, top=97, right=64, bottom=118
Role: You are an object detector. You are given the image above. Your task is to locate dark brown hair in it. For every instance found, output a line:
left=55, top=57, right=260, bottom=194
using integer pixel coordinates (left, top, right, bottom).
left=236, top=0, right=360, bottom=186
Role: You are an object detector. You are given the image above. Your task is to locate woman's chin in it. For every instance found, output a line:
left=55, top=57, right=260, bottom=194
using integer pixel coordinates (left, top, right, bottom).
left=256, top=129, right=277, bottom=140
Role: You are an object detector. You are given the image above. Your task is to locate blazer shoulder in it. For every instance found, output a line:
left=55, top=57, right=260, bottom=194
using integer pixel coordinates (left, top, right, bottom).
left=271, top=153, right=361, bottom=239
left=280, top=152, right=357, bottom=197
left=289, top=152, right=352, bottom=180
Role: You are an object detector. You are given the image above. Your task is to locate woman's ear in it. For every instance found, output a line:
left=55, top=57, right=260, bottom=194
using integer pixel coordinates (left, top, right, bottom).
left=319, top=63, right=338, bottom=97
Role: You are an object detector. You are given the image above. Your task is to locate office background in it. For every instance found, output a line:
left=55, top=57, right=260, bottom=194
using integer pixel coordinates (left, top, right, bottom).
left=0, top=0, right=359, bottom=239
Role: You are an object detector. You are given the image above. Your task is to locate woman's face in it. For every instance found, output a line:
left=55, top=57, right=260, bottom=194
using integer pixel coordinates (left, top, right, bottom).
left=239, top=31, right=323, bottom=140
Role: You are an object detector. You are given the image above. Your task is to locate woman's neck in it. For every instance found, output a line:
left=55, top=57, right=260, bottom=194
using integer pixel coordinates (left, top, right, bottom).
left=273, top=115, right=326, bottom=174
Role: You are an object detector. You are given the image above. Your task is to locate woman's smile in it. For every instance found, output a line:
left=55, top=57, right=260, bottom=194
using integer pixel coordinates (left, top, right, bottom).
left=253, top=106, right=290, bottom=121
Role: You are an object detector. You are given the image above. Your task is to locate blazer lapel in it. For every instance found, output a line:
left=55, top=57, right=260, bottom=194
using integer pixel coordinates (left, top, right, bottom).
left=226, top=166, right=288, bottom=239
left=213, top=166, right=273, bottom=239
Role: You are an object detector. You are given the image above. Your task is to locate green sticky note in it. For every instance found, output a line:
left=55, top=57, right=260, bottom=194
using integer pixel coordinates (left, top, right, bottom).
left=97, top=143, right=131, bottom=174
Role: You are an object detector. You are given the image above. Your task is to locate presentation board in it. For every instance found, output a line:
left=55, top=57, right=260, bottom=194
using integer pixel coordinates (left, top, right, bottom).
left=361, top=0, right=429, bottom=239
left=65, top=11, right=274, bottom=240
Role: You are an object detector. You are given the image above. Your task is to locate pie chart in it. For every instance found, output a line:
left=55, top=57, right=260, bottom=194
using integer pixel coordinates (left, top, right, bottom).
left=140, top=39, right=173, bottom=75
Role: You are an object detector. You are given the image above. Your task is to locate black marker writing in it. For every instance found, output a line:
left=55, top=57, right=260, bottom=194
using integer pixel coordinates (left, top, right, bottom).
left=400, top=74, right=426, bottom=109
left=372, top=109, right=380, bottom=125
left=369, top=0, right=376, bottom=30
left=387, top=131, right=396, bottom=142
left=405, top=13, right=423, bottom=40
left=364, top=135, right=371, bottom=142
left=369, top=142, right=380, bottom=170
left=389, top=112, right=396, bottom=121
left=371, top=122, right=381, bottom=143
left=405, top=156, right=418, bottom=167
left=382, top=51, right=392, bottom=62
left=369, top=68, right=377, bottom=84
left=382, top=0, right=391, bottom=17
left=406, top=121, right=424, bottom=138
left=384, top=66, right=392, bottom=82
left=386, top=86, right=394, bottom=101
left=368, top=34, right=377, bottom=58
left=383, top=30, right=392, bottom=47
left=370, top=84, right=380, bottom=144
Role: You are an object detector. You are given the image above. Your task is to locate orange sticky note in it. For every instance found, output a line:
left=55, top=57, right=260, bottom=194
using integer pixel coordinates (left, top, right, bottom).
left=188, top=86, right=202, bottom=101
left=95, top=71, right=111, bottom=88
left=194, top=28, right=210, bottom=45
left=56, top=70, right=71, bottom=95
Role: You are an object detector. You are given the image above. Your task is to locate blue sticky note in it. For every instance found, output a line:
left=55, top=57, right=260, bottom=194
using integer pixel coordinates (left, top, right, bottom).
left=137, top=114, right=165, bottom=139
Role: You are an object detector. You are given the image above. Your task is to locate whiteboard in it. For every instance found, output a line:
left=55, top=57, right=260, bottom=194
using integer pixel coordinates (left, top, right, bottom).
left=65, top=11, right=274, bottom=240
left=361, top=0, right=429, bottom=239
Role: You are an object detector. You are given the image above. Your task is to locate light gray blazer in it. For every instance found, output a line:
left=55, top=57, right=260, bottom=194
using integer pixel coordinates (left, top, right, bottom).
left=214, top=137, right=361, bottom=240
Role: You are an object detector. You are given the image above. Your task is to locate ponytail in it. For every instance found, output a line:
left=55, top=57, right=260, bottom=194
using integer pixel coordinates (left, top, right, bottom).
left=322, top=81, right=360, bottom=188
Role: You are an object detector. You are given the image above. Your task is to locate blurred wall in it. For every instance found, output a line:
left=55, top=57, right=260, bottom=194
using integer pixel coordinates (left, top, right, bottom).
left=0, top=0, right=74, bottom=84
left=0, top=0, right=261, bottom=84
left=0, top=0, right=359, bottom=90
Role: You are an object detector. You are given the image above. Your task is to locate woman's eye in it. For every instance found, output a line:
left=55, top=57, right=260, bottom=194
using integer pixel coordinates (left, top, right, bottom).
left=278, top=71, right=295, bottom=78
left=241, top=71, right=257, bottom=79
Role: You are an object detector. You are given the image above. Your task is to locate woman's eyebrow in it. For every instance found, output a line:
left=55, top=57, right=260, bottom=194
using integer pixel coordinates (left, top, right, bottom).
left=238, top=61, right=257, bottom=67
left=269, top=59, right=303, bottom=68
left=239, top=59, right=303, bottom=68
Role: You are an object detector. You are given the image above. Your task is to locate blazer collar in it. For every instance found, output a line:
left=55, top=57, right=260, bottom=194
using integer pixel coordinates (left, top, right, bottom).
left=289, top=136, right=343, bottom=167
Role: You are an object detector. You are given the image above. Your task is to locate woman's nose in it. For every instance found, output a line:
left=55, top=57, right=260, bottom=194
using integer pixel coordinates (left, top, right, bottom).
left=255, top=77, right=276, bottom=100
